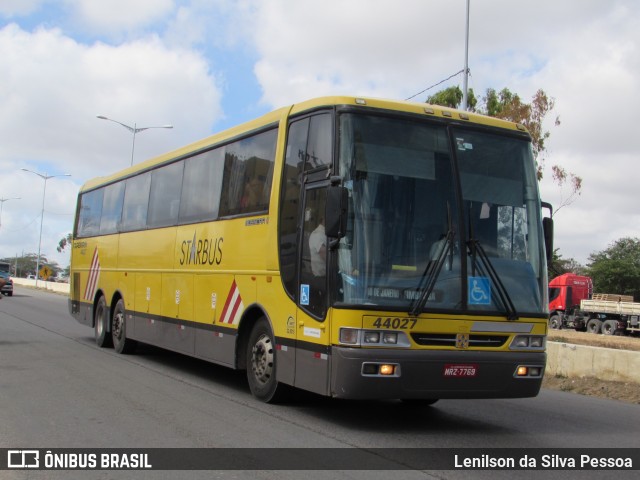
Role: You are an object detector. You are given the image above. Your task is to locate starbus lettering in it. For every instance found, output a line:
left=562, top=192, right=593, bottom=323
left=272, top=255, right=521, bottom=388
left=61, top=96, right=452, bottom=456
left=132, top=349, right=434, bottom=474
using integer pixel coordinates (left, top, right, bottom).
left=180, top=231, right=223, bottom=266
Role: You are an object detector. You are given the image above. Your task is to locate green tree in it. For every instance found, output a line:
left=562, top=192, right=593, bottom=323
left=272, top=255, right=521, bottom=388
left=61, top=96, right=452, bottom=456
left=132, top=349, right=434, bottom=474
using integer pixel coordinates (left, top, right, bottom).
left=548, top=248, right=586, bottom=280
left=586, top=237, right=640, bottom=300
left=427, top=86, right=477, bottom=110
left=57, top=233, right=73, bottom=253
left=0, top=253, right=61, bottom=278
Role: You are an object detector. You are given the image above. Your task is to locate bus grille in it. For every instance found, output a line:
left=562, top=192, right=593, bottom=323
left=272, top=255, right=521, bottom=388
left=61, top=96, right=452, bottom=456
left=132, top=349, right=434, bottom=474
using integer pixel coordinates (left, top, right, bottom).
left=410, top=333, right=508, bottom=348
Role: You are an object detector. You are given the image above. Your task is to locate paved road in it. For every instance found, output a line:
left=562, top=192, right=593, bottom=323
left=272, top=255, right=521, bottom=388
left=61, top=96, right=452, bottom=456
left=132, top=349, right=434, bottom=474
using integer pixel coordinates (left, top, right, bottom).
left=1, top=287, right=639, bottom=479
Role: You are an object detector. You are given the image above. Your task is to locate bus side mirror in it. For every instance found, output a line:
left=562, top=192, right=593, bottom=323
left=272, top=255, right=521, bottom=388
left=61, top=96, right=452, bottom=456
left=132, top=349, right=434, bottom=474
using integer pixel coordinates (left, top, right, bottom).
left=325, top=185, right=348, bottom=240
left=541, top=202, right=554, bottom=263
left=543, top=217, right=554, bottom=263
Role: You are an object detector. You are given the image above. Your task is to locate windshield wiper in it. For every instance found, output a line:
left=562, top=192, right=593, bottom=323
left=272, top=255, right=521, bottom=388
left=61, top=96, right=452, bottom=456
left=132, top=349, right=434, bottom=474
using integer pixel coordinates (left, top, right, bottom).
left=467, top=238, right=519, bottom=321
left=409, top=228, right=455, bottom=317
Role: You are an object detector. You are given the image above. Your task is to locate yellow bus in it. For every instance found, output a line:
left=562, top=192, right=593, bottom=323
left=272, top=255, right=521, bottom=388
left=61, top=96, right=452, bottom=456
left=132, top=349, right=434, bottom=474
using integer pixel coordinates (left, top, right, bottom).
left=69, top=96, right=552, bottom=403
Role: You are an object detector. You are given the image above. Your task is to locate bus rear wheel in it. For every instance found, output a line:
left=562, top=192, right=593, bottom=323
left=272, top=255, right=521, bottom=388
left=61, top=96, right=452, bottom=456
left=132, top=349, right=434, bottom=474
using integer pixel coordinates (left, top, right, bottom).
left=112, top=299, right=137, bottom=354
left=246, top=318, right=290, bottom=403
left=94, top=295, right=113, bottom=348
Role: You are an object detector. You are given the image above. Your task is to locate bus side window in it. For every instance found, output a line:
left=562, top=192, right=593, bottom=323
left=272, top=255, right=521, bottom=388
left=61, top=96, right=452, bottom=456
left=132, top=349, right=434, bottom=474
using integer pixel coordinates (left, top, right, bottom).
left=99, top=182, right=125, bottom=235
left=300, top=187, right=328, bottom=319
left=148, top=161, right=184, bottom=228
left=219, top=129, right=277, bottom=217
left=305, top=114, right=332, bottom=171
left=279, top=112, right=332, bottom=301
left=179, top=148, right=223, bottom=223
left=121, top=172, right=151, bottom=231
left=279, top=118, right=308, bottom=298
left=77, top=188, right=103, bottom=238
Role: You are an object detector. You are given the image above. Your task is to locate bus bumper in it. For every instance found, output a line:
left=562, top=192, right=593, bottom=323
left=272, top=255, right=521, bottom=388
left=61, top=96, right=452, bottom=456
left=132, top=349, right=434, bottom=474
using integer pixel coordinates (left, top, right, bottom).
left=330, top=347, right=545, bottom=400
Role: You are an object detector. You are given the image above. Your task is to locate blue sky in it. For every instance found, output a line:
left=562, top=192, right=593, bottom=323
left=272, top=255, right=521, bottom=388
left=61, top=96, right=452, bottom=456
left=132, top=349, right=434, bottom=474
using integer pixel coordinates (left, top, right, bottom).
left=1, top=0, right=639, bottom=270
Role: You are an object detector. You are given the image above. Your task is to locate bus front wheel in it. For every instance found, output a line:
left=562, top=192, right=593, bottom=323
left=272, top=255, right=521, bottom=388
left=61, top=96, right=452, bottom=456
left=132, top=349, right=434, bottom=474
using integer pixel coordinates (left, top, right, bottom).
left=112, top=299, right=137, bottom=354
left=246, top=318, right=289, bottom=403
left=94, top=295, right=113, bottom=348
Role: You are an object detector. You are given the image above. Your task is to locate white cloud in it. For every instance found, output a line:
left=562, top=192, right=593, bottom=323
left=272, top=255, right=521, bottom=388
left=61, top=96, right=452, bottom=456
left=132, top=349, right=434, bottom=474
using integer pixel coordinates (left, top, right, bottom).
left=164, top=0, right=253, bottom=50
left=2, top=0, right=640, bottom=270
left=248, top=0, right=640, bottom=264
left=66, top=0, right=175, bottom=33
left=252, top=0, right=470, bottom=107
left=0, top=22, right=223, bottom=266
left=0, top=0, right=44, bottom=16
left=530, top=2, right=640, bottom=264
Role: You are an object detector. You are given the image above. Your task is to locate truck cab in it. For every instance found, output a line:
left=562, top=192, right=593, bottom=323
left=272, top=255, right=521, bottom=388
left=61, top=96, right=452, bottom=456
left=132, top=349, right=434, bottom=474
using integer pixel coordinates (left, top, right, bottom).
left=548, top=273, right=592, bottom=328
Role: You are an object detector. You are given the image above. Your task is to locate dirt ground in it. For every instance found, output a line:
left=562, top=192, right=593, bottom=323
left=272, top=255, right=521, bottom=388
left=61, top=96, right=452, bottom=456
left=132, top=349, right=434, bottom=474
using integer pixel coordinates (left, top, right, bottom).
left=544, top=328, right=640, bottom=405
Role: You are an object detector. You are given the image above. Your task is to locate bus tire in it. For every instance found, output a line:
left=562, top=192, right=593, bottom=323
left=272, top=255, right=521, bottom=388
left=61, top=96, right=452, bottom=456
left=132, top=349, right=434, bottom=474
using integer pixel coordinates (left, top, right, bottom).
left=549, top=314, right=562, bottom=330
left=602, top=320, right=618, bottom=336
left=94, top=295, right=113, bottom=348
left=246, top=318, right=289, bottom=403
left=586, top=318, right=602, bottom=334
left=112, top=299, right=137, bottom=354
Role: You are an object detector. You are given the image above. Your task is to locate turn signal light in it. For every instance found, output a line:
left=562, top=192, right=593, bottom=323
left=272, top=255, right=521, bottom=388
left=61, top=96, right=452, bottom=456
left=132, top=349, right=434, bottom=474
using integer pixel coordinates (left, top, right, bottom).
left=514, top=365, right=543, bottom=378
left=379, top=364, right=395, bottom=376
left=361, top=362, right=400, bottom=377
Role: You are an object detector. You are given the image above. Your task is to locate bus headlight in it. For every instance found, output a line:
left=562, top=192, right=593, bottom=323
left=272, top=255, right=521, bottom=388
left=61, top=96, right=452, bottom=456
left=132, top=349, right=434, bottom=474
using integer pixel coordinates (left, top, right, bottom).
left=529, top=336, right=544, bottom=348
left=510, top=335, right=546, bottom=350
left=339, top=328, right=359, bottom=345
left=363, top=331, right=380, bottom=344
left=339, top=328, right=410, bottom=347
left=382, top=332, right=398, bottom=344
left=512, top=336, right=529, bottom=348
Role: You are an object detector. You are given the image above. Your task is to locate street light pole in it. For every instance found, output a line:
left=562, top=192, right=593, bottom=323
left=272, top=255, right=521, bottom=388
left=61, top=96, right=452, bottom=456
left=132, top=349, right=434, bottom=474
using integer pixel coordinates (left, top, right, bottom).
left=461, top=0, right=471, bottom=111
left=97, top=115, right=173, bottom=166
left=0, top=197, right=20, bottom=230
left=21, top=169, right=71, bottom=286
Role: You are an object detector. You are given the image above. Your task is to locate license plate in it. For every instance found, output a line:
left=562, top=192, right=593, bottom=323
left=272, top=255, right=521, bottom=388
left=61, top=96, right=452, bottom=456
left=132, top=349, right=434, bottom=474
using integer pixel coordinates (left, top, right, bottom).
left=443, top=364, right=478, bottom=377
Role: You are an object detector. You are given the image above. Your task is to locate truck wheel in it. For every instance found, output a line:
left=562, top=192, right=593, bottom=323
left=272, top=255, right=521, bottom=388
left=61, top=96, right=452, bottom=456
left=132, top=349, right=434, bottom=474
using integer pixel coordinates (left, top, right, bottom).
left=586, top=318, right=603, bottom=334
left=602, top=320, right=618, bottom=336
left=549, top=315, right=562, bottom=330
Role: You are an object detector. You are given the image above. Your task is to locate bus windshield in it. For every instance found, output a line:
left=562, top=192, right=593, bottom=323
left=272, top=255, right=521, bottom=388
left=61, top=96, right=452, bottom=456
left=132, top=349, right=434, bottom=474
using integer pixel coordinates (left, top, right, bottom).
left=335, top=113, right=547, bottom=316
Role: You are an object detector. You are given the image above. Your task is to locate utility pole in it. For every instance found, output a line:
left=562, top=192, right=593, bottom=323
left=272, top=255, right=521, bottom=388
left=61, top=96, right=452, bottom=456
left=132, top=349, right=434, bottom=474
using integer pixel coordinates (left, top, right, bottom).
left=461, top=0, right=470, bottom=110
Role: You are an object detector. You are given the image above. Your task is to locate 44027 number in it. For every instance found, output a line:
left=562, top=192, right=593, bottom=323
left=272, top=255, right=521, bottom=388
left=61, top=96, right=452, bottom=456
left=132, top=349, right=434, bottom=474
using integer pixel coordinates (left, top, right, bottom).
left=372, top=317, right=417, bottom=330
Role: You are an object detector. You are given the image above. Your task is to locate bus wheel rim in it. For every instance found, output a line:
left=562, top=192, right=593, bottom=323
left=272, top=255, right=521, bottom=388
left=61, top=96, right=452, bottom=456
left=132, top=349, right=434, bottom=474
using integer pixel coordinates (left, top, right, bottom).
left=113, top=312, right=124, bottom=340
left=251, top=333, right=274, bottom=385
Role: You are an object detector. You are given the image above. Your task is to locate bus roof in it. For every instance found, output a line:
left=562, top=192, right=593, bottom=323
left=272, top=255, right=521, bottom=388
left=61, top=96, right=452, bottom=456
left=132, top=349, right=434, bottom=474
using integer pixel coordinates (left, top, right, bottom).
left=80, top=95, right=528, bottom=192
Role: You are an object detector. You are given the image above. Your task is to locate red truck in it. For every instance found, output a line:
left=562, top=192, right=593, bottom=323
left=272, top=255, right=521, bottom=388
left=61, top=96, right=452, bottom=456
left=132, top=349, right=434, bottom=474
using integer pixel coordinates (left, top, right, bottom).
left=548, top=273, right=640, bottom=335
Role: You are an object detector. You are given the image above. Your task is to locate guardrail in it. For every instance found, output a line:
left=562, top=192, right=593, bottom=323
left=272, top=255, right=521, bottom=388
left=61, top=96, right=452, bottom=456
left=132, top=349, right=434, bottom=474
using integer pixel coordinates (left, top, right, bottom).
left=546, top=341, right=640, bottom=384
left=12, top=277, right=70, bottom=294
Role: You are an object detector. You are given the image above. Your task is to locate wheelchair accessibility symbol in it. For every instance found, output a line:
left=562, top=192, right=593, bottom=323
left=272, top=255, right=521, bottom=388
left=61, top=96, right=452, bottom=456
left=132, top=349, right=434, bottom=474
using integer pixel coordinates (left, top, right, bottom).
left=468, top=276, right=491, bottom=305
left=300, top=284, right=310, bottom=306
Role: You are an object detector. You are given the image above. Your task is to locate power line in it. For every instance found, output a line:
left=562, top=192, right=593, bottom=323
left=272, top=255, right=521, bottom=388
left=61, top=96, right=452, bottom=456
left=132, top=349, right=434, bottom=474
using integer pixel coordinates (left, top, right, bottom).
left=405, top=69, right=466, bottom=101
